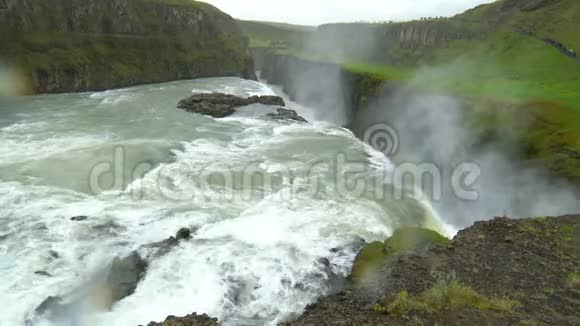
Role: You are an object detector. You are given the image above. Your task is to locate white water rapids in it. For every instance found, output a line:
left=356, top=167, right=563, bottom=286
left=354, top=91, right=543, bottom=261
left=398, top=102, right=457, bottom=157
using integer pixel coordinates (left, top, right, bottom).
left=0, top=77, right=454, bottom=326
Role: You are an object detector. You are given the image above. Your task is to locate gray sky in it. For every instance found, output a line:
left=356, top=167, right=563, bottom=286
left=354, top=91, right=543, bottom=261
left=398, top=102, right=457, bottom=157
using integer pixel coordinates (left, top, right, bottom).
left=203, top=0, right=496, bottom=25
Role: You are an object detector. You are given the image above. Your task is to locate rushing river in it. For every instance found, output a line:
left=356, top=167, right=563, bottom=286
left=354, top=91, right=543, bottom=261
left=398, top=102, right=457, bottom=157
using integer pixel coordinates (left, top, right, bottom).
left=0, top=77, right=453, bottom=326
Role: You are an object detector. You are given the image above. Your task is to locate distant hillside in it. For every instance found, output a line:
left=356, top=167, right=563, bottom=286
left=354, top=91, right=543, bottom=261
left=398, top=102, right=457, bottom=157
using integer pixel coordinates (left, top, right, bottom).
left=236, top=20, right=313, bottom=49
left=0, top=0, right=255, bottom=93
left=297, top=0, right=579, bottom=108
left=257, top=0, right=580, bottom=184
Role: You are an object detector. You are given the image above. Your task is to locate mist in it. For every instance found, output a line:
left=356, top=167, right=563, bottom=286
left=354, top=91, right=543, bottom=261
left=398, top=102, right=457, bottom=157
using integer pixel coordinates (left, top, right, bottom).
left=350, top=68, right=580, bottom=228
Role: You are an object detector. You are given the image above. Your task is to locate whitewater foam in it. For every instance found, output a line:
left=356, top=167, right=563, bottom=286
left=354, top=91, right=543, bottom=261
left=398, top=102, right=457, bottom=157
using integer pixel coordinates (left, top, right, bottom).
left=1, top=78, right=450, bottom=326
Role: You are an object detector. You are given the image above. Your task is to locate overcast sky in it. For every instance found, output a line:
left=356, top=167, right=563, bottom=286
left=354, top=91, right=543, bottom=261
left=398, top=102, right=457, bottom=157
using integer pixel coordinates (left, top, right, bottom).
left=203, top=0, right=496, bottom=25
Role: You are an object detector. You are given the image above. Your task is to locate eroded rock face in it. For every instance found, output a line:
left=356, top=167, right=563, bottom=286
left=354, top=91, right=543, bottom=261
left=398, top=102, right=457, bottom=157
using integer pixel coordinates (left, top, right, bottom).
left=287, top=215, right=580, bottom=325
left=146, top=313, right=219, bottom=326
left=0, top=0, right=256, bottom=93
left=177, top=93, right=285, bottom=118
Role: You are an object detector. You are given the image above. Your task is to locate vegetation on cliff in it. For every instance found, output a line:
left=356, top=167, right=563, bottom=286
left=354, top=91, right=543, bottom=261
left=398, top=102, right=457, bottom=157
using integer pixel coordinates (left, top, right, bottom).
left=0, top=0, right=255, bottom=93
left=288, top=215, right=580, bottom=325
left=251, top=0, right=580, bottom=185
left=351, top=228, right=449, bottom=284
left=236, top=20, right=313, bottom=50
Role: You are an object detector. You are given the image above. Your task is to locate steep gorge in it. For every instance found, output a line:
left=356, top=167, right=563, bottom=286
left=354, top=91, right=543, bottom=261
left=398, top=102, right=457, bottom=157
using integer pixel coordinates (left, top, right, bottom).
left=0, top=0, right=256, bottom=93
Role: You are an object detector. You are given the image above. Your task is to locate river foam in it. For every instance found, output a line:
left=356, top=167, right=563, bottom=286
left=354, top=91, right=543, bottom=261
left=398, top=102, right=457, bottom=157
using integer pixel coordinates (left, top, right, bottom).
left=0, top=78, right=451, bottom=326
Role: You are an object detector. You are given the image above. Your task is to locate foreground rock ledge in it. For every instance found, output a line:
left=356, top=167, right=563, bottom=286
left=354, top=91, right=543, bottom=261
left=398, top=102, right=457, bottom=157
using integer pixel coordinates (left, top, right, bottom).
left=146, top=313, right=218, bottom=326
left=149, top=215, right=579, bottom=325
left=287, top=215, right=580, bottom=325
left=177, top=93, right=286, bottom=118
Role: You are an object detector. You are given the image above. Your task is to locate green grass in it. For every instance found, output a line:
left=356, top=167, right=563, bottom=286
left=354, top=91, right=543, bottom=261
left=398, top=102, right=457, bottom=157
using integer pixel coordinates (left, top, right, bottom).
left=237, top=20, right=310, bottom=50
left=375, top=280, right=520, bottom=315
left=568, top=272, right=580, bottom=287
left=351, top=228, right=449, bottom=284
left=340, top=29, right=580, bottom=109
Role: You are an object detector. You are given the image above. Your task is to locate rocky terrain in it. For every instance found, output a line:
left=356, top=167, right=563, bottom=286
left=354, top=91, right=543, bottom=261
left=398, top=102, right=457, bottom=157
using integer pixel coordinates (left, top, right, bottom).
left=30, top=226, right=196, bottom=325
left=177, top=92, right=307, bottom=122
left=288, top=215, right=580, bottom=325
left=177, top=93, right=285, bottom=118
left=136, top=215, right=580, bottom=325
left=0, top=0, right=256, bottom=93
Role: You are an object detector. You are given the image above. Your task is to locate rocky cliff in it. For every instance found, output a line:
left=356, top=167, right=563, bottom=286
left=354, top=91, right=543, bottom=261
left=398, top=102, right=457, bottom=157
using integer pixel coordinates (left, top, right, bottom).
left=0, top=0, right=256, bottom=93
left=305, top=20, right=487, bottom=64
left=259, top=52, right=580, bottom=186
left=288, top=215, right=580, bottom=325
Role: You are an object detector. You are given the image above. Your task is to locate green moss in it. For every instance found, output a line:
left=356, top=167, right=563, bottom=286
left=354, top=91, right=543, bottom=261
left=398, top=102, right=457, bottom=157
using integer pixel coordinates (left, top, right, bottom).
left=351, top=228, right=449, bottom=284
left=351, top=241, right=386, bottom=284
left=384, top=227, right=450, bottom=252
left=568, top=272, right=580, bottom=287
left=383, top=281, right=520, bottom=315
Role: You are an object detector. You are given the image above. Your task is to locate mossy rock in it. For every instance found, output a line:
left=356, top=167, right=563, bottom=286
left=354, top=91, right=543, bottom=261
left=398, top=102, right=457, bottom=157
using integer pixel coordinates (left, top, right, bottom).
left=351, top=227, right=449, bottom=284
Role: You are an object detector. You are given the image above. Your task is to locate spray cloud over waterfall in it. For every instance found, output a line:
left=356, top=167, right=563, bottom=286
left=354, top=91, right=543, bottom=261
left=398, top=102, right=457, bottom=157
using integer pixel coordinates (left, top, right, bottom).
left=351, top=61, right=580, bottom=228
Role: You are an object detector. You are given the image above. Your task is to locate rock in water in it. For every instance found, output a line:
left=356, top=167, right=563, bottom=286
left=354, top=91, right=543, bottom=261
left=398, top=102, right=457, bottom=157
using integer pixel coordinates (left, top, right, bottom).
left=177, top=93, right=285, bottom=118
left=176, top=228, right=192, bottom=241
left=34, top=270, right=53, bottom=277
left=147, top=313, right=219, bottom=326
left=142, top=227, right=196, bottom=258
left=268, top=107, right=308, bottom=122
left=70, top=215, right=88, bottom=221
left=34, top=296, right=64, bottom=316
left=106, top=251, right=148, bottom=303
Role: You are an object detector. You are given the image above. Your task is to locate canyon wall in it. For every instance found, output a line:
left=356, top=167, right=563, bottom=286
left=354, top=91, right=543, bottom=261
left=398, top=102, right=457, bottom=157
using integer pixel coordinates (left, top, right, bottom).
left=0, top=0, right=256, bottom=93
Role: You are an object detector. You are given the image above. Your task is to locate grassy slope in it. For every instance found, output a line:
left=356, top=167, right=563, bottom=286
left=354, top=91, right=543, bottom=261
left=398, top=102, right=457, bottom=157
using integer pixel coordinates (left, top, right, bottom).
left=236, top=20, right=311, bottom=49
left=242, top=0, right=580, bottom=182
left=0, top=0, right=252, bottom=93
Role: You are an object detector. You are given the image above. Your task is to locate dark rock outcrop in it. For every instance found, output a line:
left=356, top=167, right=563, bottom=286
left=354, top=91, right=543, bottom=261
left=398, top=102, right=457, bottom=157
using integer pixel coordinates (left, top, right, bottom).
left=176, top=227, right=192, bottom=241
left=146, top=313, right=219, bottom=326
left=34, top=271, right=53, bottom=277
left=34, top=296, right=64, bottom=316
left=287, top=215, right=580, bottom=325
left=143, top=227, right=197, bottom=257
left=177, top=93, right=285, bottom=118
left=70, top=215, right=88, bottom=222
left=268, top=108, right=308, bottom=122
left=0, top=0, right=256, bottom=94
left=106, top=251, right=148, bottom=303
left=32, top=251, right=148, bottom=323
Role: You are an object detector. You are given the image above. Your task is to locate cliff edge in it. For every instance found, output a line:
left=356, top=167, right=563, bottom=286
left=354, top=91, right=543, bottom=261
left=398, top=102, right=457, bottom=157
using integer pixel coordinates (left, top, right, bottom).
left=0, top=0, right=256, bottom=93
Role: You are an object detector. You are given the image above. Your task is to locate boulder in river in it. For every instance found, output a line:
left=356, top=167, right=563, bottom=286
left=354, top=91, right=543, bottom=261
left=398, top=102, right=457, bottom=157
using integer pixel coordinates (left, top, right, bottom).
left=143, top=227, right=197, bottom=258
left=176, top=227, right=192, bottom=241
left=177, top=93, right=285, bottom=118
left=34, top=271, right=53, bottom=277
left=106, top=251, right=148, bottom=304
left=32, top=251, right=148, bottom=322
left=267, top=108, right=308, bottom=123
left=70, top=215, right=89, bottom=222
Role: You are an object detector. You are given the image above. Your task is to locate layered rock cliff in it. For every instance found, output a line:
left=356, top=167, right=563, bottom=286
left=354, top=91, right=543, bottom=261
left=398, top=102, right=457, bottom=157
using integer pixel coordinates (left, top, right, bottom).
left=305, top=20, right=487, bottom=64
left=0, top=0, right=256, bottom=93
